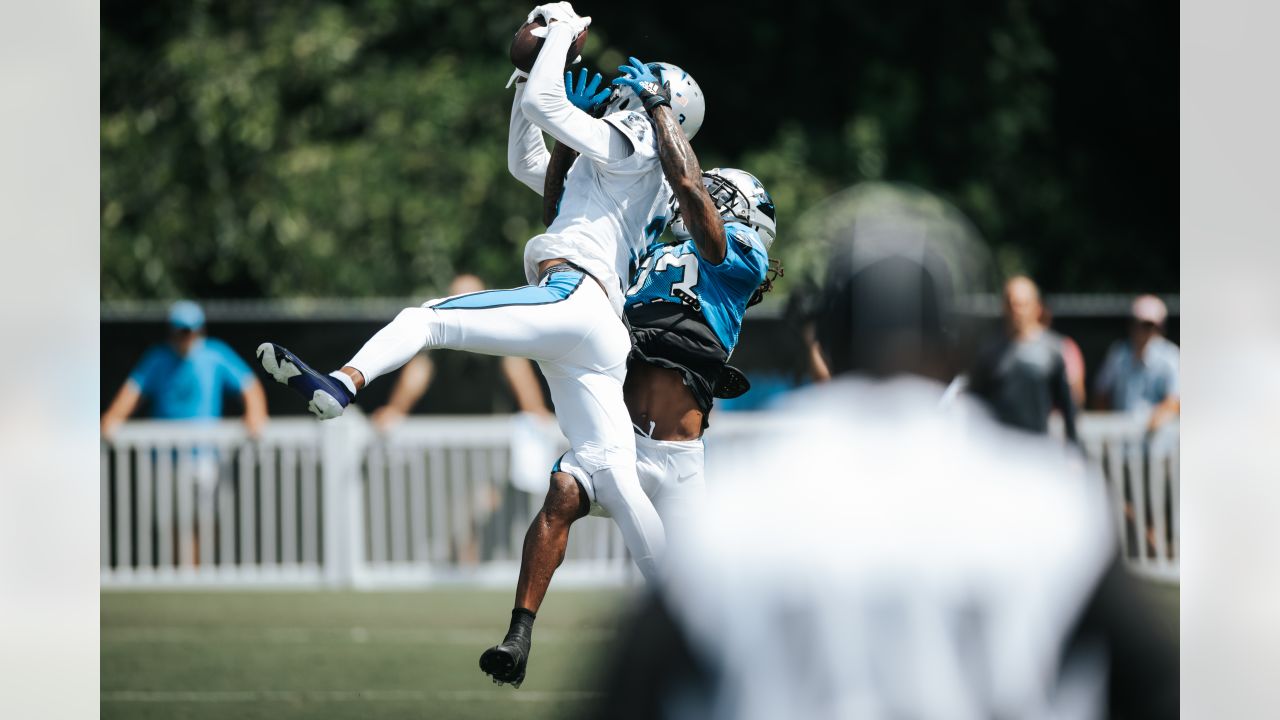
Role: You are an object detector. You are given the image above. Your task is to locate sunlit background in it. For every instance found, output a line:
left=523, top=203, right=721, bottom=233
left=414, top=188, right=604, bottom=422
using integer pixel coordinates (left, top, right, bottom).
left=95, top=2, right=1181, bottom=718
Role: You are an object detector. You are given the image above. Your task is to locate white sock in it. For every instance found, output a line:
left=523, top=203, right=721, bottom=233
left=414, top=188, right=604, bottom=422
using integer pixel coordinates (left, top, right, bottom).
left=329, top=371, right=357, bottom=397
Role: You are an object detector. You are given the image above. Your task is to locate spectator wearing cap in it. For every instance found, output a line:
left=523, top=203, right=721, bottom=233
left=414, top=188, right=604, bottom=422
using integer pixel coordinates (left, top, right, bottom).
left=101, top=300, right=267, bottom=438
left=1093, top=294, right=1180, bottom=431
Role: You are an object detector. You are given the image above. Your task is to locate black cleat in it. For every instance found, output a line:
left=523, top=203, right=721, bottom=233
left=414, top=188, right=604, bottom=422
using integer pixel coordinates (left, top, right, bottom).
left=479, top=633, right=530, bottom=689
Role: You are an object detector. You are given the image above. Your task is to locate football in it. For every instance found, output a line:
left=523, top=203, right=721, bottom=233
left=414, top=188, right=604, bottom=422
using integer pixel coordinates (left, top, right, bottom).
left=509, top=17, right=588, bottom=73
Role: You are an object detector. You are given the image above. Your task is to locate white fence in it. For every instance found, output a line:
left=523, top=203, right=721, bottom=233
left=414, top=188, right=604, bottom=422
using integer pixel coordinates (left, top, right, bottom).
left=1073, top=415, right=1180, bottom=582
left=101, top=414, right=635, bottom=588
left=100, top=412, right=1178, bottom=588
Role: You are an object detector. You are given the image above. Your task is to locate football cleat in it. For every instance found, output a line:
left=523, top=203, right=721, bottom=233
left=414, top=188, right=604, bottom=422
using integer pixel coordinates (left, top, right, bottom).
left=256, top=343, right=352, bottom=420
left=479, top=632, right=531, bottom=689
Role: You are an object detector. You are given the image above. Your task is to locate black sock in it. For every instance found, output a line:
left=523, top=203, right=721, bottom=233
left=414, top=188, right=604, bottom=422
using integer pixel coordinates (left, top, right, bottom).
left=506, top=607, right=536, bottom=640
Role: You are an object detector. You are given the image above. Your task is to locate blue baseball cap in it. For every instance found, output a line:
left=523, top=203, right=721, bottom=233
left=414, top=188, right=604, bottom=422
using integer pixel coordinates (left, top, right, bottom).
left=168, top=300, right=205, bottom=330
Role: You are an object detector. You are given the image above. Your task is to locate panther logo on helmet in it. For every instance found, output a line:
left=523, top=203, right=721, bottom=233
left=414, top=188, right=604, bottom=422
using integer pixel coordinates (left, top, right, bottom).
left=605, top=62, right=705, bottom=140
left=669, top=168, right=778, bottom=249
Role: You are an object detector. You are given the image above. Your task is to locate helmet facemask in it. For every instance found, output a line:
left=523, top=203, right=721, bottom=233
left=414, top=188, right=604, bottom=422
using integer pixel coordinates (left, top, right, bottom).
left=670, top=170, right=777, bottom=249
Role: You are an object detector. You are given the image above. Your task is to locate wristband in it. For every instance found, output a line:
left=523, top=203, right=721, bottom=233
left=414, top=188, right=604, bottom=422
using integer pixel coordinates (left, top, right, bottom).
left=638, top=80, right=672, bottom=112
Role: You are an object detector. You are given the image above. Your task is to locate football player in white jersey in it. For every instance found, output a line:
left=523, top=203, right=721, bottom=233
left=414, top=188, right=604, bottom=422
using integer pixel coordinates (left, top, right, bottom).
left=593, top=184, right=1178, bottom=720
left=480, top=58, right=778, bottom=688
left=255, top=2, right=697, bottom=605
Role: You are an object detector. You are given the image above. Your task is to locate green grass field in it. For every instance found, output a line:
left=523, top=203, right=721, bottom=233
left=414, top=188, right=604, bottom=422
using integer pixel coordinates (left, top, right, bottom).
left=102, top=589, right=629, bottom=720
left=103, top=583, right=1178, bottom=719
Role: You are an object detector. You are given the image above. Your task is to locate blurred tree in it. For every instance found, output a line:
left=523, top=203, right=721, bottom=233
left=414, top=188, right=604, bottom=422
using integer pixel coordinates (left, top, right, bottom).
left=102, top=0, right=1176, bottom=300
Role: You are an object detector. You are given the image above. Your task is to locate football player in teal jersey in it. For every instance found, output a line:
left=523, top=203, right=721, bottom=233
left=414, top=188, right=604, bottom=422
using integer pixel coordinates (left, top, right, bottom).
left=481, top=56, right=779, bottom=688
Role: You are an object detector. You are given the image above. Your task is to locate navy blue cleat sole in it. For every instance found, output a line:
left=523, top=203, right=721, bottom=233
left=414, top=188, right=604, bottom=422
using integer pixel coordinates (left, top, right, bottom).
left=256, top=342, right=351, bottom=420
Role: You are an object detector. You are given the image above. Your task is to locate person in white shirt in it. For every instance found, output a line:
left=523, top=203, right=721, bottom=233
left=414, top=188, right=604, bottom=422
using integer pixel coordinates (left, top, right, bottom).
left=595, top=183, right=1177, bottom=720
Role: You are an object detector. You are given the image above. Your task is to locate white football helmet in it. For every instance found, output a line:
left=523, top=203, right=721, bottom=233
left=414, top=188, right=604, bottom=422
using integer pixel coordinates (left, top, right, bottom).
left=670, top=168, right=777, bottom=248
left=605, top=61, right=705, bottom=140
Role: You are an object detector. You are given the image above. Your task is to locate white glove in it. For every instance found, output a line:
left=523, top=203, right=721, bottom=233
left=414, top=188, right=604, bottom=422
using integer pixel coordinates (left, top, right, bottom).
left=526, top=2, right=591, bottom=35
left=526, top=2, right=575, bottom=25
left=559, top=13, right=592, bottom=36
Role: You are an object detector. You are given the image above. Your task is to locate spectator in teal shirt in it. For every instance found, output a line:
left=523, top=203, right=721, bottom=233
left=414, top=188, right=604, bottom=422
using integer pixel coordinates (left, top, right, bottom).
left=101, top=301, right=267, bottom=438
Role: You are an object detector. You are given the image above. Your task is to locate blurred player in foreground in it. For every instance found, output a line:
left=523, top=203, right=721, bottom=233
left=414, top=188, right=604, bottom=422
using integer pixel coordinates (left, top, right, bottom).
left=259, top=1, right=694, bottom=614
left=594, top=184, right=1177, bottom=719
left=481, top=60, right=778, bottom=687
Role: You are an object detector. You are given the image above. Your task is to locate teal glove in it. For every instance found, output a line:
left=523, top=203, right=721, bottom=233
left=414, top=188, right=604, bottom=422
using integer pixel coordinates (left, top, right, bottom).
left=611, top=56, right=670, bottom=112
left=564, top=68, right=612, bottom=116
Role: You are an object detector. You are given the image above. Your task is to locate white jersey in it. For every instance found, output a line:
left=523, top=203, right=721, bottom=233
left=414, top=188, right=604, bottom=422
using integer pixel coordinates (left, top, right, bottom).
left=506, top=21, right=673, bottom=317
left=663, top=377, right=1115, bottom=720
left=522, top=109, right=670, bottom=316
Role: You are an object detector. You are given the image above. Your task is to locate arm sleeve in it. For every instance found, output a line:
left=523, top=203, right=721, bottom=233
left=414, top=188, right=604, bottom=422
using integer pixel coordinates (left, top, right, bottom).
left=127, top=348, right=164, bottom=396
left=508, top=82, right=551, bottom=195
left=211, top=340, right=255, bottom=392
left=519, top=23, right=632, bottom=165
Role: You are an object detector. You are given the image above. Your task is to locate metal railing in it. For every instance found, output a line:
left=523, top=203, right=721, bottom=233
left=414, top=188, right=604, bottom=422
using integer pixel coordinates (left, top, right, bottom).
left=100, top=412, right=1178, bottom=588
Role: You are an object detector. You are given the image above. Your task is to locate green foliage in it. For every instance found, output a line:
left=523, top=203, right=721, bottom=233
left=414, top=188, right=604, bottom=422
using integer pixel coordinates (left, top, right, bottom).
left=103, top=1, right=546, bottom=299
left=102, top=1, right=1176, bottom=300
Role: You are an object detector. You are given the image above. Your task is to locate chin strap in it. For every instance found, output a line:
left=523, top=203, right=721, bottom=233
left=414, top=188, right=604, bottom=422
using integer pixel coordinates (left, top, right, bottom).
left=505, top=68, right=529, bottom=89
left=747, top=258, right=784, bottom=308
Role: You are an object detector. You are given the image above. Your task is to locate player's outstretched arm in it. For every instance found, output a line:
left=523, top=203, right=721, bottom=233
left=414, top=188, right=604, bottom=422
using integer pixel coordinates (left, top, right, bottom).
left=520, top=15, right=633, bottom=165
left=508, top=78, right=551, bottom=195
left=542, top=140, right=578, bottom=226
left=614, top=58, right=727, bottom=263
left=541, top=69, right=609, bottom=225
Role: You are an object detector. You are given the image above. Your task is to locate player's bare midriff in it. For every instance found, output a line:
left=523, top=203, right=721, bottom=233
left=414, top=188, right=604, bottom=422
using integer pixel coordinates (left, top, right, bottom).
left=623, top=361, right=705, bottom=441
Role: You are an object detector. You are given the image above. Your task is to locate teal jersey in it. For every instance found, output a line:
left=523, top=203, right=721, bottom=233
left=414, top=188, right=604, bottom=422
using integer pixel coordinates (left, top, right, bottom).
left=624, top=223, right=769, bottom=354
left=128, top=337, right=254, bottom=419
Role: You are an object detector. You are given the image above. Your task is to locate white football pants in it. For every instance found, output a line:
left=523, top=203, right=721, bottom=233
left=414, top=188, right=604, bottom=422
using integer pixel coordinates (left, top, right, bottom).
left=345, top=267, right=666, bottom=581
left=558, top=431, right=706, bottom=552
